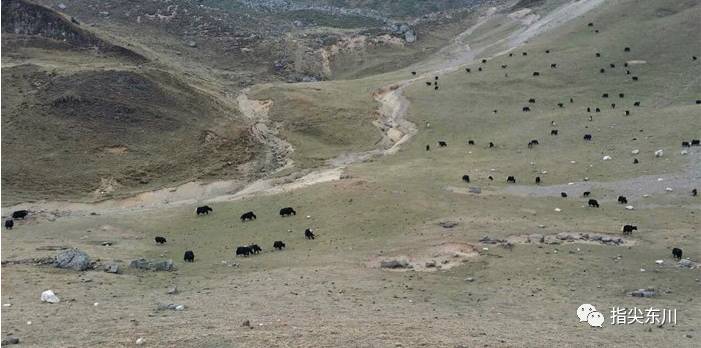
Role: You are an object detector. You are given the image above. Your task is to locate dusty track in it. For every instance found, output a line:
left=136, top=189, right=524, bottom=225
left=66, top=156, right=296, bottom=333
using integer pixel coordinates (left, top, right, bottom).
left=2, top=0, right=607, bottom=217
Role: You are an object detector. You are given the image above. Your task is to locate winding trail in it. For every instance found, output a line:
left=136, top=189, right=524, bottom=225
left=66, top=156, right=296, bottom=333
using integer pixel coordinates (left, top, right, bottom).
left=2, top=0, right=607, bottom=217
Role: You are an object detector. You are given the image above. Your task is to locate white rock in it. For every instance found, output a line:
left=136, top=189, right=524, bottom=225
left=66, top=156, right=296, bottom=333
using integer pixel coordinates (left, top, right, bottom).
left=26, top=321, right=32, bottom=325
left=681, top=150, right=688, bottom=155
left=631, top=149, right=640, bottom=154
left=665, top=187, right=673, bottom=192
left=655, top=260, right=664, bottom=265
left=3, top=303, right=11, bottom=307
left=643, top=194, right=650, bottom=198
left=625, top=205, right=634, bottom=210
left=657, top=178, right=664, bottom=181
left=40, top=290, right=60, bottom=304
left=602, top=155, right=612, bottom=161
left=306, top=215, right=311, bottom=219
left=570, top=160, right=576, bottom=164
left=542, top=171, right=548, bottom=174
left=554, top=208, right=561, bottom=212
left=640, top=268, right=646, bottom=272
left=583, top=177, right=590, bottom=181
left=655, top=149, right=664, bottom=157
left=568, top=182, right=574, bottom=185
left=94, top=302, right=99, bottom=306
left=175, top=305, right=185, bottom=311
left=482, top=247, right=489, bottom=251
left=136, top=337, right=145, bottom=345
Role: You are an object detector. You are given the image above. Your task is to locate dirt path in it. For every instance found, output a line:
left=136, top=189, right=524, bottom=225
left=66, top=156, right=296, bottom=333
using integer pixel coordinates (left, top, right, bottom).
left=2, top=0, right=607, bottom=217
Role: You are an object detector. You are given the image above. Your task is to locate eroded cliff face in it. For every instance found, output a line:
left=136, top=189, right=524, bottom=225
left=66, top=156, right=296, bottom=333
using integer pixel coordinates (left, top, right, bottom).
left=1, top=0, right=146, bottom=62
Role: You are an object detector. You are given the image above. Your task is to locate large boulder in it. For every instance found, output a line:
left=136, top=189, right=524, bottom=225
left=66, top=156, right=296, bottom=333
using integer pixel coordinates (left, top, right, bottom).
left=54, top=248, right=91, bottom=271
left=380, top=259, right=410, bottom=269
left=129, top=259, right=175, bottom=271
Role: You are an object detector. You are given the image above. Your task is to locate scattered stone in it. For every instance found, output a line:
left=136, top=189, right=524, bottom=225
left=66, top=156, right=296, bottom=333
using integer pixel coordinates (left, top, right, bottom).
left=129, top=259, right=175, bottom=271
left=40, top=290, right=60, bottom=303
left=678, top=259, right=697, bottom=269
left=157, top=303, right=186, bottom=311
left=468, top=187, right=481, bottom=194
left=681, top=150, right=688, bottom=155
left=136, top=337, right=145, bottom=345
left=554, top=208, right=561, bottom=212
left=654, top=149, right=664, bottom=157
left=602, top=155, right=612, bottom=160
left=665, top=187, right=673, bottom=192
left=625, top=205, right=634, bottom=210
left=1, top=336, right=20, bottom=345
left=380, top=259, right=410, bottom=269
left=425, top=260, right=436, bottom=268
left=438, top=221, right=459, bottom=228
left=54, top=248, right=91, bottom=271
left=187, top=40, right=197, bottom=48
left=103, top=262, right=120, bottom=274
left=631, top=288, right=656, bottom=297
left=528, top=234, right=544, bottom=243
left=57, top=3, right=66, bottom=10
left=167, top=286, right=178, bottom=295
left=464, top=277, right=475, bottom=282
left=631, top=149, right=640, bottom=154
left=655, top=260, right=664, bottom=265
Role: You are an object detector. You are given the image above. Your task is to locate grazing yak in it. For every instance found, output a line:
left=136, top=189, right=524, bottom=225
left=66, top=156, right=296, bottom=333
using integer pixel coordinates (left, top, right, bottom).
left=489, top=142, right=495, bottom=148
left=600, top=68, right=605, bottom=73
left=632, top=76, right=638, bottom=81
left=588, top=199, right=600, bottom=208
left=522, top=106, right=531, bottom=112
left=481, top=59, right=487, bottom=64
left=468, top=140, right=475, bottom=145
left=595, top=107, right=601, bottom=112
left=551, top=63, right=557, bottom=68
left=249, top=244, right=262, bottom=254
left=583, top=134, right=592, bottom=141
left=532, top=72, right=540, bottom=76
left=155, top=236, right=167, bottom=244
left=437, top=141, right=448, bottom=147
left=633, top=158, right=639, bottom=164
left=551, top=129, right=559, bottom=135
left=624, top=47, right=631, bottom=52
left=5, top=219, right=14, bottom=230
left=280, top=207, right=297, bottom=217
left=528, top=98, right=536, bottom=103
left=522, top=52, right=528, bottom=56
left=236, top=246, right=252, bottom=256
left=535, top=177, right=541, bottom=184
left=618, top=196, right=628, bottom=204
left=426, top=145, right=430, bottom=151
left=488, top=176, right=494, bottom=181
left=462, top=175, right=470, bottom=183
left=240, top=211, right=257, bottom=222
left=672, top=248, right=683, bottom=260
left=545, top=49, right=551, bottom=54
left=273, top=241, right=286, bottom=250
left=184, top=250, right=195, bottom=262
left=305, top=228, right=316, bottom=240
left=595, top=52, right=601, bottom=57
left=435, top=85, right=439, bottom=90
left=682, top=141, right=691, bottom=147
left=561, top=192, right=568, bottom=198
left=610, top=63, right=616, bottom=68
left=465, top=68, right=471, bottom=73
left=625, top=110, right=631, bottom=116
left=506, top=176, right=516, bottom=183
left=622, top=225, right=637, bottom=235
left=557, top=102, right=564, bottom=108
left=583, top=191, right=591, bottom=197
left=602, top=93, right=609, bottom=98
left=11, top=210, right=28, bottom=219
left=692, top=140, right=700, bottom=146
left=611, top=103, right=616, bottom=109
left=633, top=101, right=640, bottom=106
left=692, top=189, right=698, bottom=197
left=501, top=64, right=508, bottom=69
left=411, top=71, right=417, bottom=75
left=619, top=93, right=625, bottom=98
left=196, top=206, right=213, bottom=215
left=426, top=81, right=432, bottom=86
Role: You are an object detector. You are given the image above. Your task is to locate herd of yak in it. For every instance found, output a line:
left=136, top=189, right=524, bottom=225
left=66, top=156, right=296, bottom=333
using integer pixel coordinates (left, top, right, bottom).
left=416, top=23, right=698, bottom=261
